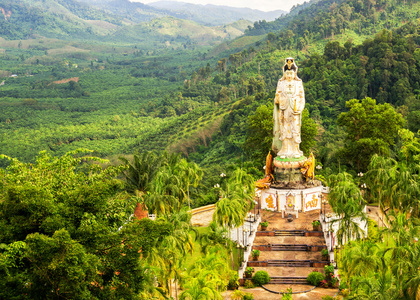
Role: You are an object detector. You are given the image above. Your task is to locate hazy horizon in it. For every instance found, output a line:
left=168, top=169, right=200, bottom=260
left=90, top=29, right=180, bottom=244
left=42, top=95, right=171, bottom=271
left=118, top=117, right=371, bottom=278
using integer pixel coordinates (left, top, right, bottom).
left=130, top=0, right=307, bottom=12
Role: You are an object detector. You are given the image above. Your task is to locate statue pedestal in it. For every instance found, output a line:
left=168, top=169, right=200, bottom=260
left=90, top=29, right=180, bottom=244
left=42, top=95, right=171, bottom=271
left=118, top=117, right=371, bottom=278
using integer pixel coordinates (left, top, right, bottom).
left=259, top=184, right=323, bottom=213
left=273, top=155, right=308, bottom=185
left=258, top=155, right=322, bottom=214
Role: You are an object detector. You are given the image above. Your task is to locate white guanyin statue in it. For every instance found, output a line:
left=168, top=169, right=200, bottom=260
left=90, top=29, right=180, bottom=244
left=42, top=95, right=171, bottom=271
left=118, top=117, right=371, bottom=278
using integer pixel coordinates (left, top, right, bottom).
left=272, top=57, right=305, bottom=159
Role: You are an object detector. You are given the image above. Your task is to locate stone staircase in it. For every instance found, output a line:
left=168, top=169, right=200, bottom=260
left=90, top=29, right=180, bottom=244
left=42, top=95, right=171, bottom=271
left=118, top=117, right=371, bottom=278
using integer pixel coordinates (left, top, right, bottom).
left=244, top=210, right=328, bottom=287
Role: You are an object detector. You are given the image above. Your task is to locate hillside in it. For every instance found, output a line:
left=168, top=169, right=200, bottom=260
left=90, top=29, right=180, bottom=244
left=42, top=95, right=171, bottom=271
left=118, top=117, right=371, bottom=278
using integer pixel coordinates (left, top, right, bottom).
left=75, top=0, right=169, bottom=23
left=0, top=0, right=124, bottom=39
left=108, top=17, right=253, bottom=46
left=148, top=1, right=286, bottom=26
left=2, top=0, right=420, bottom=178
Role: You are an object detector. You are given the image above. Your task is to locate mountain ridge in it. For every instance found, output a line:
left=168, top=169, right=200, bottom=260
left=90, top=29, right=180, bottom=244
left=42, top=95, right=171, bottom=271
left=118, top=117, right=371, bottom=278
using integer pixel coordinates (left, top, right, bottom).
left=148, top=1, right=286, bottom=25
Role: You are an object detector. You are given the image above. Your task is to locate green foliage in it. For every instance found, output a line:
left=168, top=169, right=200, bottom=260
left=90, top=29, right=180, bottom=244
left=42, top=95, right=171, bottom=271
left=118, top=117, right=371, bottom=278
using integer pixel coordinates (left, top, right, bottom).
left=307, top=271, right=325, bottom=286
left=0, top=149, right=225, bottom=299
left=337, top=97, right=404, bottom=171
left=243, top=292, right=254, bottom=300
left=245, top=266, right=254, bottom=275
left=321, top=296, right=334, bottom=300
left=281, top=288, right=293, bottom=300
left=251, top=249, right=260, bottom=257
left=244, top=104, right=273, bottom=162
left=244, top=279, right=254, bottom=288
left=260, top=221, right=269, bottom=227
left=312, top=220, right=321, bottom=226
left=227, top=271, right=240, bottom=290
left=252, top=270, right=270, bottom=286
left=367, top=218, right=380, bottom=242
left=301, top=108, right=318, bottom=156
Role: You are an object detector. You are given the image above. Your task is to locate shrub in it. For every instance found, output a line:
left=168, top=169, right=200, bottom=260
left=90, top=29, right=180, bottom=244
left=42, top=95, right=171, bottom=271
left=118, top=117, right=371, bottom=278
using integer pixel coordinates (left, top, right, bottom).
left=281, top=288, right=292, bottom=299
left=245, top=267, right=254, bottom=276
left=340, top=288, right=350, bottom=297
left=307, top=271, right=325, bottom=286
left=227, top=272, right=239, bottom=290
left=251, top=249, right=260, bottom=257
left=231, top=290, right=244, bottom=299
left=312, top=220, right=321, bottom=226
left=252, top=270, right=270, bottom=286
left=260, top=221, right=269, bottom=227
left=321, top=248, right=329, bottom=256
left=243, top=293, right=254, bottom=300
left=244, top=279, right=254, bottom=288
left=339, top=281, right=348, bottom=290
left=322, top=296, right=334, bottom=300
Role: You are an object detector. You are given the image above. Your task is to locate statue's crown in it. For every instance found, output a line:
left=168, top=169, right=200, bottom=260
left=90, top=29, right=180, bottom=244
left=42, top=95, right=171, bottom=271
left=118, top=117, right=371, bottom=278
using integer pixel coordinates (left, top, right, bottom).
left=286, top=58, right=294, bottom=70
left=283, top=57, right=297, bottom=72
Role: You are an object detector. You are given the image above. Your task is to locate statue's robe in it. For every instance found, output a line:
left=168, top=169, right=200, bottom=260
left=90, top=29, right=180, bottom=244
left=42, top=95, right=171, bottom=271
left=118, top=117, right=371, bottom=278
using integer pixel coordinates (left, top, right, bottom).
left=272, top=76, right=305, bottom=158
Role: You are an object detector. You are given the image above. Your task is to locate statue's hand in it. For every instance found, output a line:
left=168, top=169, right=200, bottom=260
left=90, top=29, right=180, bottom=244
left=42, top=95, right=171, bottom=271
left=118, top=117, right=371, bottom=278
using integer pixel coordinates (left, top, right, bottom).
left=274, top=93, right=280, bottom=104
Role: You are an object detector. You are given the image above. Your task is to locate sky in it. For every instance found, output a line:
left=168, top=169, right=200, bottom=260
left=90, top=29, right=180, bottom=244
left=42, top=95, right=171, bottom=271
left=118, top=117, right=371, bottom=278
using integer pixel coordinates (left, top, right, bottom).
left=130, top=0, right=307, bottom=12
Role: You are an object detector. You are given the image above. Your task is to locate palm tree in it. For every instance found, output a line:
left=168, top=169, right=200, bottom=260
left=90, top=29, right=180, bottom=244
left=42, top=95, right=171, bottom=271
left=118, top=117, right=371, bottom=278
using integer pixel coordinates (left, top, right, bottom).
left=199, top=221, right=228, bottom=254
left=151, top=210, right=195, bottom=298
left=365, top=155, right=397, bottom=224
left=119, top=151, right=160, bottom=196
left=328, top=174, right=367, bottom=245
left=179, top=277, right=221, bottom=300
left=177, top=160, right=203, bottom=209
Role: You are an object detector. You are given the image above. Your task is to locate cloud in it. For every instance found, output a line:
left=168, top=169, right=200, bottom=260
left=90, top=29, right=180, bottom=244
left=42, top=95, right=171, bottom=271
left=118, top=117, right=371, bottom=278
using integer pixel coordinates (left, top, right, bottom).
left=132, top=0, right=307, bottom=12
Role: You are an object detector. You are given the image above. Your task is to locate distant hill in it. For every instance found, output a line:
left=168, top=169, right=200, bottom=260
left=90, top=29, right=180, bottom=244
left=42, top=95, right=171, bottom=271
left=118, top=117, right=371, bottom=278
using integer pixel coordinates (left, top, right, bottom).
left=107, top=16, right=253, bottom=47
left=147, top=1, right=286, bottom=26
left=0, top=0, right=252, bottom=50
left=0, top=0, right=123, bottom=39
left=75, top=0, right=169, bottom=23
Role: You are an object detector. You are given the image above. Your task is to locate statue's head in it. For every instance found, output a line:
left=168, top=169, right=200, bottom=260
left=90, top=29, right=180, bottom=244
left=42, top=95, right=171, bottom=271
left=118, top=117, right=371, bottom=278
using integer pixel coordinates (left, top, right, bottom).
left=282, top=57, right=298, bottom=81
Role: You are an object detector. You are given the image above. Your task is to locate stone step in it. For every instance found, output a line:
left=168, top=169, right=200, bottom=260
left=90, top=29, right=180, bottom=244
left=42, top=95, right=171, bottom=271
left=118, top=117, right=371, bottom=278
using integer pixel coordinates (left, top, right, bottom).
left=267, top=260, right=311, bottom=267
left=274, top=230, right=305, bottom=236
left=271, top=244, right=307, bottom=251
left=269, top=276, right=308, bottom=285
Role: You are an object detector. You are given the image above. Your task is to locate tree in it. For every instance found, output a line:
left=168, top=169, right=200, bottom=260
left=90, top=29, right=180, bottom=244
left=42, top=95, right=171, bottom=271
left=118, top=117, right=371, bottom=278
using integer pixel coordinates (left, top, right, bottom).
left=177, top=160, right=203, bottom=209
left=0, top=150, right=177, bottom=299
left=337, top=97, right=404, bottom=171
left=301, top=108, right=318, bottom=156
left=244, top=104, right=273, bottom=164
left=119, top=151, right=161, bottom=196
left=328, top=173, right=367, bottom=245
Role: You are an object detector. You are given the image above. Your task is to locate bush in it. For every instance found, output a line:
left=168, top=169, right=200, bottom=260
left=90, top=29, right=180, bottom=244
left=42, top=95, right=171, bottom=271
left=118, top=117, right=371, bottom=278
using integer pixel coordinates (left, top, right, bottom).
left=340, top=288, right=350, bottom=297
left=243, top=293, right=254, bottom=300
left=227, top=272, right=239, bottom=290
left=307, top=271, right=325, bottom=286
left=245, top=267, right=254, bottom=276
left=322, top=296, right=334, bottom=300
left=312, top=220, right=320, bottom=226
left=251, top=249, right=260, bottom=257
left=244, top=279, right=254, bottom=288
left=321, top=248, right=329, bottom=256
left=252, top=270, right=270, bottom=286
left=231, top=290, right=244, bottom=299
left=260, top=221, right=269, bottom=227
